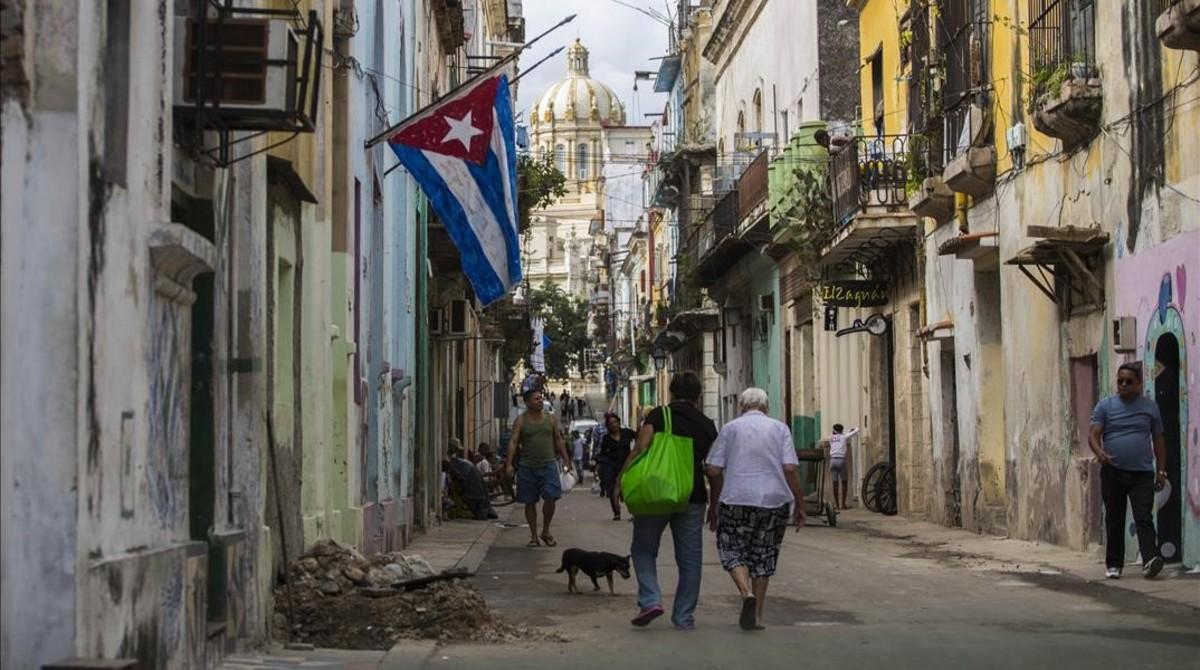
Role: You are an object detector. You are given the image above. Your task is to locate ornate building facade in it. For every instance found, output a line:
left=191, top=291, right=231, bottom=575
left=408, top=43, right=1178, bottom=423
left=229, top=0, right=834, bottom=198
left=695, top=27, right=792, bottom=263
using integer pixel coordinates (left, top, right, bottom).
left=523, top=40, right=628, bottom=300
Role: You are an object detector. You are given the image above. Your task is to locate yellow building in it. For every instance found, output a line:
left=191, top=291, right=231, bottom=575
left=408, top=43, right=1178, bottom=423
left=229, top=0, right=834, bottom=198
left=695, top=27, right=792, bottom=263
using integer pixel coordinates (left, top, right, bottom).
left=853, top=0, right=1200, bottom=565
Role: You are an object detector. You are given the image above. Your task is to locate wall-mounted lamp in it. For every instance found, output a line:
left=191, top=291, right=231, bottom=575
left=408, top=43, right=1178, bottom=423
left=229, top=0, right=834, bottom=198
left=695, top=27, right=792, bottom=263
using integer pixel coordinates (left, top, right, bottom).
left=652, top=345, right=668, bottom=372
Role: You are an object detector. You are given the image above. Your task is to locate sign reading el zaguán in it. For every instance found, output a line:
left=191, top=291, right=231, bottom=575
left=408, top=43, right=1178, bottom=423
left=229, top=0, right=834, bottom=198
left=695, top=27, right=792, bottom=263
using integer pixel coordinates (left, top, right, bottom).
left=817, top=281, right=890, bottom=308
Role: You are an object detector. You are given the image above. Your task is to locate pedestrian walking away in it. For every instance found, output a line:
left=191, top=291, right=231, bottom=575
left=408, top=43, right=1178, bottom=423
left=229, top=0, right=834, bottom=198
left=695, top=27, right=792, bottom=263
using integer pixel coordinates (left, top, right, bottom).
left=705, top=388, right=806, bottom=631
left=1089, top=362, right=1169, bottom=580
left=828, top=423, right=858, bottom=509
left=506, top=384, right=574, bottom=548
left=597, top=412, right=636, bottom=520
left=618, top=371, right=718, bottom=630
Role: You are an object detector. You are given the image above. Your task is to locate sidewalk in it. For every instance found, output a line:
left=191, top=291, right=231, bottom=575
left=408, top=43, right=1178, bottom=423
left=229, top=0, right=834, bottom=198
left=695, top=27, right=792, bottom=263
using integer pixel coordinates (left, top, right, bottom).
left=842, top=508, right=1200, bottom=609
left=403, top=504, right=521, bottom=573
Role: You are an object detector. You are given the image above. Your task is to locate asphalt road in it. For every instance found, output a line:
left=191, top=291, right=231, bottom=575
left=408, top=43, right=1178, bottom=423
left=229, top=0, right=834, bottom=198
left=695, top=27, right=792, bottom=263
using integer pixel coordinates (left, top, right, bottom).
left=419, top=486, right=1200, bottom=670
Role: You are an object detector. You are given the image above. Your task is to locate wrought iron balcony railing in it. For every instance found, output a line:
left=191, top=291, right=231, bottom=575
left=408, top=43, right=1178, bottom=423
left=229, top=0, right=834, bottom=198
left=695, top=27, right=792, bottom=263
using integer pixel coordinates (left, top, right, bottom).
left=830, top=135, right=913, bottom=228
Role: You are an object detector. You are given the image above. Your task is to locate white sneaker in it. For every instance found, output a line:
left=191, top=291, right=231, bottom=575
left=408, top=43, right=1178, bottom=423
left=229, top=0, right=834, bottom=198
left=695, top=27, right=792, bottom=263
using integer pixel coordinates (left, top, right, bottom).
left=1105, top=567, right=1121, bottom=579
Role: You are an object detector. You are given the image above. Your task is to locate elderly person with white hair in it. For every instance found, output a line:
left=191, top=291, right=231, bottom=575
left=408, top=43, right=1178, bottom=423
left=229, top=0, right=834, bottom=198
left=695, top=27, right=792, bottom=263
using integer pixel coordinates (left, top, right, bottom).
left=704, top=387, right=806, bottom=631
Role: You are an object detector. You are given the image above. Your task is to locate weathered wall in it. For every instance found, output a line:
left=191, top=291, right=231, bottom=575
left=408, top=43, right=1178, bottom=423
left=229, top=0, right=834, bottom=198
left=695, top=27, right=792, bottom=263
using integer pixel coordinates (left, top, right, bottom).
left=0, top=2, right=82, bottom=662
left=1114, top=232, right=1200, bottom=567
left=711, top=0, right=824, bottom=148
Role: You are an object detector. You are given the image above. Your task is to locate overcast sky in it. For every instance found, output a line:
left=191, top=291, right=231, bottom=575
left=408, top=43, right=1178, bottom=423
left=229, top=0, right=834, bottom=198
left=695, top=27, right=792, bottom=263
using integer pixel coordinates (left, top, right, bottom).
left=514, top=0, right=671, bottom=127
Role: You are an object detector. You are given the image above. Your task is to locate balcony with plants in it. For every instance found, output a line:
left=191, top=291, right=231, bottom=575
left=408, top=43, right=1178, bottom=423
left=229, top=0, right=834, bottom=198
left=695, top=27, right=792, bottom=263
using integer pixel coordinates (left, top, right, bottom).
left=765, top=126, right=837, bottom=279
left=1153, top=0, right=1200, bottom=51
left=1028, top=0, right=1103, bottom=151
left=822, top=134, right=922, bottom=267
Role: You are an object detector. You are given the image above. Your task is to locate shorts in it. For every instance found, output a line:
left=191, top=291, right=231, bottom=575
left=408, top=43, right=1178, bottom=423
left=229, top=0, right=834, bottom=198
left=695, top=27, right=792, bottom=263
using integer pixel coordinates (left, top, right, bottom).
left=715, top=503, right=791, bottom=578
left=830, top=457, right=847, bottom=483
left=516, top=462, right=562, bottom=504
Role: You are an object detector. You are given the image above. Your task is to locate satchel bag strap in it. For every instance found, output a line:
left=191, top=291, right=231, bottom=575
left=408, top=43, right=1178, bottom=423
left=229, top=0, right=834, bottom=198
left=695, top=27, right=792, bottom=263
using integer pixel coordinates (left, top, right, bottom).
left=662, top=405, right=672, bottom=436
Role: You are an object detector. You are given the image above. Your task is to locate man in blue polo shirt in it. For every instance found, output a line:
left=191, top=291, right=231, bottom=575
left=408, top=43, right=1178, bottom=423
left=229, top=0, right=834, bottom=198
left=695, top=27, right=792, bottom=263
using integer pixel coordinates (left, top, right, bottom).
left=1089, top=362, right=1168, bottom=580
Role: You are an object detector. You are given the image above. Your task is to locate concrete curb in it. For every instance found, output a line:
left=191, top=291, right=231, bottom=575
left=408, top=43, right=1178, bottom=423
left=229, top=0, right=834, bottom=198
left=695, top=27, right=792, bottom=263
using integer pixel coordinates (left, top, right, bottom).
left=378, top=640, right=436, bottom=670
left=455, top=504, right=520, bottom=574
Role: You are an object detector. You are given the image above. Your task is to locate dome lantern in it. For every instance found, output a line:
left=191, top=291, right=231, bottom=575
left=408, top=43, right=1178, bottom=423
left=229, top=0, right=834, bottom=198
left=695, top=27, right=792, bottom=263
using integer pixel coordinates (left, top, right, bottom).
left=566, top=39, right=590, bottom=77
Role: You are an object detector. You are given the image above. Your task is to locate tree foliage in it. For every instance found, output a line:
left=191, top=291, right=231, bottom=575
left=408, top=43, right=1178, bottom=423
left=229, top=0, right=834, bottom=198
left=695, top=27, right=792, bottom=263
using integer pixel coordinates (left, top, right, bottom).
left=517, top=154, right=567, bottom=229
left=527, top=282, right=590, bottom=380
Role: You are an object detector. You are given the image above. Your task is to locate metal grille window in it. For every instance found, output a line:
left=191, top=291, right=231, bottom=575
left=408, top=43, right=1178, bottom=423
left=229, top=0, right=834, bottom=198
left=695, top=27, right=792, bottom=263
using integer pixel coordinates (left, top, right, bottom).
left=1028, top=0, right=1097, bottom=79
left=939, top=0, right=990, bottom=162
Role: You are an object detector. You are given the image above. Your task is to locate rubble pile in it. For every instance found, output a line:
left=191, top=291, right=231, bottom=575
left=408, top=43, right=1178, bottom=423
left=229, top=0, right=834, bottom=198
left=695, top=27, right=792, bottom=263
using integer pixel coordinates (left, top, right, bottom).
left=273, top=539, right=550, bottom=649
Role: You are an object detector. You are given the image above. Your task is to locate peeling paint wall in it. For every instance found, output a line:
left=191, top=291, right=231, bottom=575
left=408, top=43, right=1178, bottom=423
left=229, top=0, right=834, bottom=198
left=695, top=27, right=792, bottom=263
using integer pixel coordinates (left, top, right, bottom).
left=914, top=0, right=1200, bottom=562
left=2, top=1, right=283, bottom=666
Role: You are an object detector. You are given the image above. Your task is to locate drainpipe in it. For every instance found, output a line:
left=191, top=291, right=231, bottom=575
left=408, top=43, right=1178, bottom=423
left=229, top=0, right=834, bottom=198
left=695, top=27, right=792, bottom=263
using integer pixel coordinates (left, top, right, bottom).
left=955, top=192, right=970, bottom=232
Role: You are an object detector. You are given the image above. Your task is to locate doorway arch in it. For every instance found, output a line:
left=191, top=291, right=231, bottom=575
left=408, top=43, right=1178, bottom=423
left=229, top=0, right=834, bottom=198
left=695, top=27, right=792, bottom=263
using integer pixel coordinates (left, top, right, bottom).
left=1143, top=301, right=1190, bottom=566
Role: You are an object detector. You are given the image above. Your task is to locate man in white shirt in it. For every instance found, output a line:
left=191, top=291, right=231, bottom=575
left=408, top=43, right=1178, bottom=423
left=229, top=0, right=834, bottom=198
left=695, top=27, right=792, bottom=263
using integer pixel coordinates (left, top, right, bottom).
left=828, top=424, right=859, bottom=510
left=705, top=388, right=806, bottom=631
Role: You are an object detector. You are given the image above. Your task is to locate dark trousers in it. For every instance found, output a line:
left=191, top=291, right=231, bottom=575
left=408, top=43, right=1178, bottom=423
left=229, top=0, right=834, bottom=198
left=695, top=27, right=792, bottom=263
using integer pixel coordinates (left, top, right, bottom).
left=1101, top=465, right=1159, bottom=569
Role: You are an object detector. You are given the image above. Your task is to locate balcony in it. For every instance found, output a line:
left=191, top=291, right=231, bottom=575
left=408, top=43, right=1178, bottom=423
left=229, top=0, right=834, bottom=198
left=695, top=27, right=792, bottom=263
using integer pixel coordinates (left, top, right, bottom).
left=431, top=0, right=466, bottom=53
left=693, top=189, right=752, bottom=286
left=1155, top=0, right=1200, bottom=51
left=823, top=135, right=920, bottom=267
left=941, top=102, right=996, bottom=197
left=1028, top=0, right=1102, bottom=150
left=1032, top=76, right=1102, bottom=150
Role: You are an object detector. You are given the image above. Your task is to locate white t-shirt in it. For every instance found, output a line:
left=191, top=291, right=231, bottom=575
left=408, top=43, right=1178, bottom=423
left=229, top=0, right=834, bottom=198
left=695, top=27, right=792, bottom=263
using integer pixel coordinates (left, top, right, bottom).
left=829, top=427, right=859, bottom=459
left=476, top=459, right=493, bottom=475
left=572, top=437, right=585, bottom=460
left=706, top=410, right=799, bottom=509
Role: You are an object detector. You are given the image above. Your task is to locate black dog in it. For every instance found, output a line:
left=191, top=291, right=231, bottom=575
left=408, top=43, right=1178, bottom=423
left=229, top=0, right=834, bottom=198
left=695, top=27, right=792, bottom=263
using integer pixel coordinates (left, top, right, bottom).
left=555, top=548, right=631, bottom=595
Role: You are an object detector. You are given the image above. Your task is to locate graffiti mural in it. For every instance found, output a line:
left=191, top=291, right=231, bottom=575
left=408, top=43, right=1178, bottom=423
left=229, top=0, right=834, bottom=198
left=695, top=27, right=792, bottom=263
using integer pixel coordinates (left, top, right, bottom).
left=1114, top=231, right=1200, bottom=568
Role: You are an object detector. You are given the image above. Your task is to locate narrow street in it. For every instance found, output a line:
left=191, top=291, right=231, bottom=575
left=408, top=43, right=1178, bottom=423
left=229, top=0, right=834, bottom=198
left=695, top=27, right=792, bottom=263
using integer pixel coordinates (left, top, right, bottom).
left=408, top=490, right=1200, bottom=669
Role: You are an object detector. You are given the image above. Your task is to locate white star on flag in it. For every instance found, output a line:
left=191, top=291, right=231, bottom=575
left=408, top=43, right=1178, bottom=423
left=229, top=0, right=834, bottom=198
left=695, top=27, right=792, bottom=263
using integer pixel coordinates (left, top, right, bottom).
left=442, top=111, right=484, bottom=150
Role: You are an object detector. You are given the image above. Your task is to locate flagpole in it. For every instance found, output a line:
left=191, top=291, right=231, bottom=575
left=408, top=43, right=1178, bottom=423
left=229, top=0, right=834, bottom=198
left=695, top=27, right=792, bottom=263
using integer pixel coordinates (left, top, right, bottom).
left=380, top=43, right=567, bottom=178
left=509, top=46, right=565, bottom=85
left=364, top=13, right=577, bottom=149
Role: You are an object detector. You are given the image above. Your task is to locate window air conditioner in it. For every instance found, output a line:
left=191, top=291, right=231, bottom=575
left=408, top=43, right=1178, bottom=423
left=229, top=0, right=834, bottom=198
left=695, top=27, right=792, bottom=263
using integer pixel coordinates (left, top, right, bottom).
left=173, top=18, right=298, bottom=114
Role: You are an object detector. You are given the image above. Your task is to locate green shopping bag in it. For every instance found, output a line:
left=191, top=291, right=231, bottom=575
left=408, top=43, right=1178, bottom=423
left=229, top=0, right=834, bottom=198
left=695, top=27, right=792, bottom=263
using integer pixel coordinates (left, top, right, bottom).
left=620, top=407, right=694, bottom=516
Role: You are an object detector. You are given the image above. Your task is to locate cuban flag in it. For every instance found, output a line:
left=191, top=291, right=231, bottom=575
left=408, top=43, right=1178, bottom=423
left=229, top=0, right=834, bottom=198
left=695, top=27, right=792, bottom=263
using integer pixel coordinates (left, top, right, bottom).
left=387, top=74, right=522, bottom=306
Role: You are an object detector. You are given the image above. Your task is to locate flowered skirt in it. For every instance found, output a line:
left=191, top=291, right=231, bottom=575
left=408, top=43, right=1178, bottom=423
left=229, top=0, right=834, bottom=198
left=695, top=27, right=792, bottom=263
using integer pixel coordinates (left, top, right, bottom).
left=716, top=503, right=790, bottom=578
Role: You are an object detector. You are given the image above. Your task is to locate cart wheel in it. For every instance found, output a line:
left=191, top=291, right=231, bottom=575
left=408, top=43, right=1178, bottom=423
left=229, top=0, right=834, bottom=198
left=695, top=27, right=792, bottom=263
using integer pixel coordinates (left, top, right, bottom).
left=878, top=466, right=898, bottom=516
left=861, top=462, right=890, bottom=513
left=825, top=502, right=838, bottom=527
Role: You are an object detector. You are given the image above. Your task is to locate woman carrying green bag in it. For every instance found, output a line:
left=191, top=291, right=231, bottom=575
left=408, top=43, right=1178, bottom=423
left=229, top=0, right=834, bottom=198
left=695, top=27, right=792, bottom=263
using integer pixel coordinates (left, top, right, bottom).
left=616, top=371, right=718, bottom=630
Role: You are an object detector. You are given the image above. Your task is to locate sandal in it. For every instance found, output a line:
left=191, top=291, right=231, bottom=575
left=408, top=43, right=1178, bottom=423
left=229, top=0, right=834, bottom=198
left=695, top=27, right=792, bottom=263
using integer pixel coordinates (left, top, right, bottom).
left=526, top=538, right=541, bottom=547
left=540, top=533, right=557, bottom=547
left=739, top=596, right=757, bottom=631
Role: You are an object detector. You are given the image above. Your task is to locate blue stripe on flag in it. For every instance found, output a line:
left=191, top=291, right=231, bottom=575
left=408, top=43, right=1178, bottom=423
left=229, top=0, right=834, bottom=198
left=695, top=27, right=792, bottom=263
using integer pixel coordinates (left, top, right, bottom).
left=392, top=144, right=508, bottom=304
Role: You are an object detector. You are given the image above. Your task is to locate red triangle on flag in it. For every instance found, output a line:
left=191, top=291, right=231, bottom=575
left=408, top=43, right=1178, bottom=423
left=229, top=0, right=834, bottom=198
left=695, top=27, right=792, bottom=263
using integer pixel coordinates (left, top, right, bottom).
left=389, top=76, right=500, bottom=165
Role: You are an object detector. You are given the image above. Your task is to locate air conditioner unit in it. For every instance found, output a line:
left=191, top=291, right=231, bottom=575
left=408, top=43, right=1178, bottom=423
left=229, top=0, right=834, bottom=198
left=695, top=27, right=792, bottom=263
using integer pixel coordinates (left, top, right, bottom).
left=758, top=292, right=774, bottom=312
left=173, top=18, right=299, bottom=115
left=448, top=299, right=470, bottom=336
left=1113, top=316, right=1137, bottom=353
left=429, top=307, right=444, bottom=335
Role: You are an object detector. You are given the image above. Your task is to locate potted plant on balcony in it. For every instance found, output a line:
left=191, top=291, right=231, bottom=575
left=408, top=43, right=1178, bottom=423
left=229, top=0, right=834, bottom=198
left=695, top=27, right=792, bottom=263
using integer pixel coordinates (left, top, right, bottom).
left=1029, top=56, right=1102, bottom=151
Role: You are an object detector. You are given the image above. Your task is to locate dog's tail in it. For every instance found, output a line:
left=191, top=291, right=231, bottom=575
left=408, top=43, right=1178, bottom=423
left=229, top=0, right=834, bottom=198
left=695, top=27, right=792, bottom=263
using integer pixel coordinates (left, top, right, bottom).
left=555, top=560, right=566, bottom=573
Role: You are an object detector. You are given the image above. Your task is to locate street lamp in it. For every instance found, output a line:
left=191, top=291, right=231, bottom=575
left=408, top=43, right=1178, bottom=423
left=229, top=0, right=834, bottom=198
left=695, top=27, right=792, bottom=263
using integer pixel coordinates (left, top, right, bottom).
left=652, top=345, right=668, bottom=372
